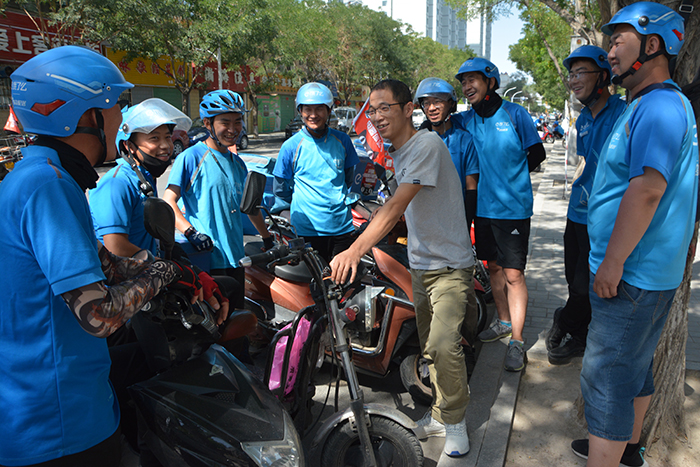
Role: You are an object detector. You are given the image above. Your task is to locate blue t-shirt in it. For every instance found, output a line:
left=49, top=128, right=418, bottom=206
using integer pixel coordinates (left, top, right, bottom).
left=438, top=124, right=479, bottom=197
left=568, top=95, right=626, bottom=224
left=89, top=159, right=158, bottom=255
left=273, top=127, right=359, bottom=236
left=0, top=145, right=118, bottom=466
left=452, top=101, right=541, bottom=219
left=588, top=81, right=699, bottom=290
left=168, top=141, right=249, bottom=269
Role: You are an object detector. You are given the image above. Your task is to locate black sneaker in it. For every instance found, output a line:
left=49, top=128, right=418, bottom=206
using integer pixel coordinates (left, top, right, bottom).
left=545, top=307, right=566, bottom=351
left=571, top=439, right=649, bottom=467
left=548, top=335, right=585, bottom=365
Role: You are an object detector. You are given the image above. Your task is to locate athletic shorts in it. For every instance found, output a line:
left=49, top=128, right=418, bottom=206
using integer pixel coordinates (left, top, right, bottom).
left=474, top=217, right=530, bottom=270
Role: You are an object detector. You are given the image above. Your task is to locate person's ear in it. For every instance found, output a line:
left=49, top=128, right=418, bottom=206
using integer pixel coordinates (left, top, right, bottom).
left=646, top=34, right=662, bottom=55
left=404, top=101, right=415, bottom=117
left=203, top=117, right=212, bottom=131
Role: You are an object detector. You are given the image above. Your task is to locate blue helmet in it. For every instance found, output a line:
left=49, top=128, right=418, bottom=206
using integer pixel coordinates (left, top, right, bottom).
left=455, top=57, right=500, bottom=88
left=116, top=98, right=191, bottom=151
left=199, top=90, right=245, bottom=120
left=563, top=45, right=612, bottom=76
left=10, top=45, right=133, bottom=137
left=295, top=82, right=334, bottom=111
left=602, top=2, right=684, bottom=56
left=414, top=78, right=458, bottom=105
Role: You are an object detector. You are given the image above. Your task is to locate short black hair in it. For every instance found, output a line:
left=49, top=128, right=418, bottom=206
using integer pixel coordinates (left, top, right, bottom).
left=371, top=79, right=412, bottom=108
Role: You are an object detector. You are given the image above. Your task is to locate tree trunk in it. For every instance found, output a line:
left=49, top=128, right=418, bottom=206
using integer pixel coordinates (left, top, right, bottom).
left=638, top=0, right=700, bottom=449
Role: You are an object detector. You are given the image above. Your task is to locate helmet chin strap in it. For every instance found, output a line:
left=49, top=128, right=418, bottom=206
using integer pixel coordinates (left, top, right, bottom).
left=581, top=72, right=607, bottom=107
left=74, top=108, right=107, bottom=165
left=611, top=35, right=664, bottom=85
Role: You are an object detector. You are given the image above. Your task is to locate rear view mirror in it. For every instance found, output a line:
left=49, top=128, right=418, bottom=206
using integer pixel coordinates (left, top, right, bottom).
left=143, top=197, right=176, bottom=259
left=241, top=171, right=267, bottom=215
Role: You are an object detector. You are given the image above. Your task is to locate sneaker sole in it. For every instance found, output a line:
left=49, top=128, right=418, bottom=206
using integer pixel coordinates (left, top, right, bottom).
left=504, top=353, right=528, bottom=372
left=479, top=331, right=512, bottom=343
left=571, top=445, right=649, bottom=467
left=445, top=448, right=470, bottom=457
left=548, top=350, right=585, bottom=365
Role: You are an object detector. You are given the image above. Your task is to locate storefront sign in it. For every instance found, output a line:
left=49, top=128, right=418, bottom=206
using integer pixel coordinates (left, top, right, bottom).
left=105, top=47, right=187, bottom=87
left=0, top=11, right=98, bottom=64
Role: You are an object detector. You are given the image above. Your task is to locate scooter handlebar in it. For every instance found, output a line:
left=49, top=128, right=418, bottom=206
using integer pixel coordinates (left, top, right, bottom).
left=239, top=244, right=290, bottom=268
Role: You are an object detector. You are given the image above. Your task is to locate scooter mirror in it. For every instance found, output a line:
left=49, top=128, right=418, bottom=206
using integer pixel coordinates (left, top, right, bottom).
left=143, top=197, right=176, bottom=258
left=240, top=170, right=267, bottom=215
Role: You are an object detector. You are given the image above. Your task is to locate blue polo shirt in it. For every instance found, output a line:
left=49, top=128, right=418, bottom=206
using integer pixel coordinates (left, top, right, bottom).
left=438, top=124, right=479, bottom=197
left=168, top=141, right=248, bottom=270
left=0, top=145, right=118, bottom=466
left=273, top=127, right=359, bottom=237
left=588, top=81, right=698, bottom=290
left=452, top=101, right=541, bottom=219
left=89, top=158, right=158, bottom=255
left=568, top=95, right=626, bottom=224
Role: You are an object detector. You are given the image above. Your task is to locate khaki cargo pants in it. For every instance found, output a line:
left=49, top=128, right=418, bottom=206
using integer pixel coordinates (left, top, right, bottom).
left=410, top=266, right=474, bottom=425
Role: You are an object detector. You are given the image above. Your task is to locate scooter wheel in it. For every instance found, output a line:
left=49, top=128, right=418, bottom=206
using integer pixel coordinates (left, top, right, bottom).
left=321, top=415, right=424, bottom=467
left=545, top=135, right=554, bottom=143
left=400, top=353, right=433, bottom=406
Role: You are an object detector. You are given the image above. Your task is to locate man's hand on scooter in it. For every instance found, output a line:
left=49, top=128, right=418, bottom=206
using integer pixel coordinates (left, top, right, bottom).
left=329, top=249, right=360, bottom=285
left=198, top=272, right=230, bottom=325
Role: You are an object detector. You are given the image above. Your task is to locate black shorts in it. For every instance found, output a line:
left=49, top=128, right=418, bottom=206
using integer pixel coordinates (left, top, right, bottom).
left=474, top=217, right=530, bottom=270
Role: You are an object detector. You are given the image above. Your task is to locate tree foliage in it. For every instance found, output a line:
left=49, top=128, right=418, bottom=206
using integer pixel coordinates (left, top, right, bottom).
left=508, top=4, right=571, bottom=110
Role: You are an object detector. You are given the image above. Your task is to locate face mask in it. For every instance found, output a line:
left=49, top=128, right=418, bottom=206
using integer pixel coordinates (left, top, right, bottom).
left=138, top=148, right=171, bottom=178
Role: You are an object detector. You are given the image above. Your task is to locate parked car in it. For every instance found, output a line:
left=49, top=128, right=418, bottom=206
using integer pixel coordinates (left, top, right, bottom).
left=412, top=109, right=426, bottom=129
left=171, top=129, right=189, bottom=156
left=186, top=117, right=249, bottom=150
left=335, top=106, right=358, bottom=134
left=284, top=111, right=340, bottom=140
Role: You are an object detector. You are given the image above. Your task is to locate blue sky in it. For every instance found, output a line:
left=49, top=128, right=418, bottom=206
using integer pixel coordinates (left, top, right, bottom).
left=490, top=10, right=526, bottom=75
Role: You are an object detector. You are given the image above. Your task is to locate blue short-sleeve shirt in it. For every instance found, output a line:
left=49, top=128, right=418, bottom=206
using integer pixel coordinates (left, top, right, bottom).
left=0, top=146, right=118, bottom=466
left=168, top=141, right=249, bottom=269
left=273, top=127, right=359, bottom=236
left=451, top=101, right=540, bottom=219
left=568, top=95, right=626, bottom=224
left=588, top=81, right=699, bottom=290
left=89, top=159, right=158, bottom=255
left=438, top=125, right=479, bottom=197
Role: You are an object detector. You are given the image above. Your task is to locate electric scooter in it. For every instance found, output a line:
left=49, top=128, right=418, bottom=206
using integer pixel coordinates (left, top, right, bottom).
left=241, top=237, right=425, bottom=466
left=125, top=197, right=306, bottom=466
left=243, top=211, right=488, bottom=407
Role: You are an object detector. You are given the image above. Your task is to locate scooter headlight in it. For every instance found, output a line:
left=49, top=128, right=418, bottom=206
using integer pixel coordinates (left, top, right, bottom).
left=241, top=410, right=305, bottom=467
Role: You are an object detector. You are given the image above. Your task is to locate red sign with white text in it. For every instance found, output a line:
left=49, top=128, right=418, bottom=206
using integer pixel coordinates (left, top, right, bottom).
left=0, top=11, right=99, bottom=64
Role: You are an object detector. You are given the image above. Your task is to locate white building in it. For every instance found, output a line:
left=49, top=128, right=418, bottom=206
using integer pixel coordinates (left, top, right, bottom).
left=351, top=0, right=491, bottom=57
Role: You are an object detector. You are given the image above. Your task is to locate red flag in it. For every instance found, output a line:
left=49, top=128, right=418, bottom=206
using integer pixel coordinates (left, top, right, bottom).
left=353, top=98, right=393, bottom=171
left=4, top=106, right=21, bottom=134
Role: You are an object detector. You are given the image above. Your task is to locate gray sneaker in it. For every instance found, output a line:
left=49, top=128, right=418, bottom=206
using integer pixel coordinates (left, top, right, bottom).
left=414, top=411, right=446, bottom=439
left=477, top=320, right=512, bottom=343
left=504, top=341, right=527, bottom=372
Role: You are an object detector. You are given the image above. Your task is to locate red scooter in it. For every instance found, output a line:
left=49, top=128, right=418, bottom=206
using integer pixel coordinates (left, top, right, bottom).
left=243, top=212, right=488, bottom=405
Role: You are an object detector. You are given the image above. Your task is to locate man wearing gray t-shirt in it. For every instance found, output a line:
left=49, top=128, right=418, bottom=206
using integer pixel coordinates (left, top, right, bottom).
left=330, top=79, right=475, bottom=458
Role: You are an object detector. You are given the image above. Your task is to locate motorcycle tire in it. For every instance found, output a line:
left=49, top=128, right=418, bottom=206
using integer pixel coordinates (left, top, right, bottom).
left=400, top=291, right=488, bottom=406
left=320, top=415, right=424, bottom=467
left=545, top=134, right=554, bottom=143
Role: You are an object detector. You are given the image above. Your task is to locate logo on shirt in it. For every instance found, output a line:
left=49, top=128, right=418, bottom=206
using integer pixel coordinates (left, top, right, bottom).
left=412, top=179, right=420, bottom=184
left=579, top=121, right=591, bottom=137
left=495, top=121, right=510, bottom=132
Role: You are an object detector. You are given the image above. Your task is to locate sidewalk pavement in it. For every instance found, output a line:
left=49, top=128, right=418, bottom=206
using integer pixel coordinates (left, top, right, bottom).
left=462, top=142, right=700, bottom=467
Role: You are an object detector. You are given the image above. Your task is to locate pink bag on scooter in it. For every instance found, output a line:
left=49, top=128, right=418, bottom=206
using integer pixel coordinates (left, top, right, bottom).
left=268, top=316, right=311, bottom=396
